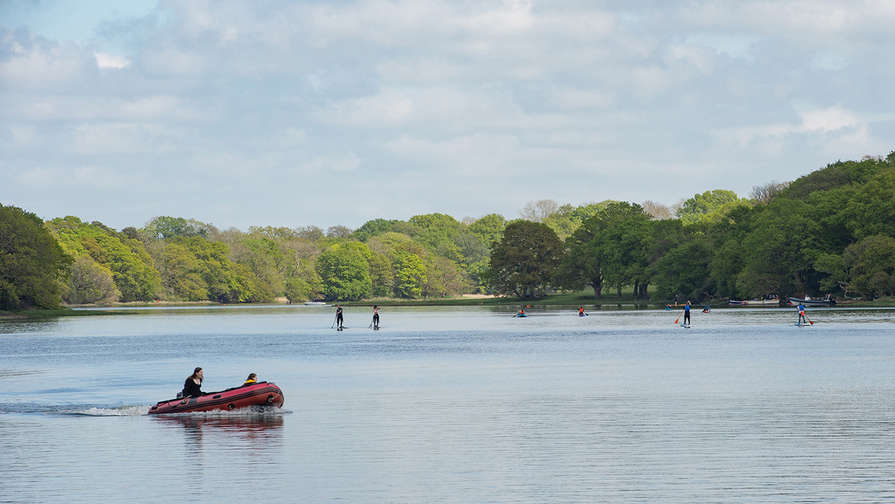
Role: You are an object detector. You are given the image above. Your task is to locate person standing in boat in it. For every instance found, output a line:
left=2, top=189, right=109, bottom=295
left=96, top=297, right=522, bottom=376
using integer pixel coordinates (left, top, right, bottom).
left=182, top=367, right=204, bottom=397
left=336, top=304, right=344, bottom=330
left=372, top=305, right=380, bottom=330
left=797, top=303, right=807, bottom=325
left=683, top=301, right=691, bottom=326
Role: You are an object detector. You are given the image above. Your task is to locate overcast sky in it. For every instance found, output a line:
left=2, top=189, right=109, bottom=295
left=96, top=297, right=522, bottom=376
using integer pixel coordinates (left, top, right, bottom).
left=2, top=0, right=893, bottom=231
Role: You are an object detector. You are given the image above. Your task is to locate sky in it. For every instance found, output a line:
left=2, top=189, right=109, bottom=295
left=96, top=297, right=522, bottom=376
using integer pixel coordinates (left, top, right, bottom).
left=2, top=0, right=894, bottom=232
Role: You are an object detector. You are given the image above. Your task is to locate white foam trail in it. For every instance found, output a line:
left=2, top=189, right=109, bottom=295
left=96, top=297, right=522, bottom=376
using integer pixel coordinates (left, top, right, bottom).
left=73, top=405, right=151, bottom=416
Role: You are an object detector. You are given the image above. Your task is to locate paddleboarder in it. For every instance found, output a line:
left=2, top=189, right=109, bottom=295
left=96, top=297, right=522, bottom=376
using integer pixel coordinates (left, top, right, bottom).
left=372, top=305, right=380, bottom=330
left=578, top=306, right=585, bottom=317
left=683, top=301, right=691, bottom=326
left=336, top=304, right=344, bottom=330
left=797, top=302, right=806, bottom=326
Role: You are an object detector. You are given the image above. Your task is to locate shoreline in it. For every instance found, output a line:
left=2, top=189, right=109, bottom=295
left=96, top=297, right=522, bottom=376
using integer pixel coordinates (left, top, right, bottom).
left=3, top=295, right=892, bottom=320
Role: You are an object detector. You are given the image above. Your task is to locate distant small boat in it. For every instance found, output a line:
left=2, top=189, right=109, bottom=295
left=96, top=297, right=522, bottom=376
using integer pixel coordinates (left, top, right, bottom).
left=745, top=299, right=781, bottom=306
left=303, top=301, right=328, bottom=306
left=729, top=299, right=780, bottom=306
left=788, top=297, right=836, bottom=307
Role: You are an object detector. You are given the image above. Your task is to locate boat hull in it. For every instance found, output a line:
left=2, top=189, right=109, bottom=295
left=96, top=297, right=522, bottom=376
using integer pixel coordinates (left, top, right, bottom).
left=787, top=297, right=836, bottom=307
left=729, top=299, right=781, bottom=306
left=148, top=382, right=284, bottom=415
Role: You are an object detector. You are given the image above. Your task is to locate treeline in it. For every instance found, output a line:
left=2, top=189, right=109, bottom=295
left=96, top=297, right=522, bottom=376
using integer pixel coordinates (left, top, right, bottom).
left=488, top=152, right=895, bottom=303
left=1, top=152, right=894, bottom=310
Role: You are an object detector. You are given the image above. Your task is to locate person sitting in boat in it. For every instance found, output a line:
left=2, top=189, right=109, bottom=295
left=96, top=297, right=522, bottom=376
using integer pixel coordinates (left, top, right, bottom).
left=182, top=367, right=204, bottom=398
left=578, top=307, right=585, bottom=316
left=518, top=308, right=525, bottom=316
left=243, top=373, right=257, bottom=386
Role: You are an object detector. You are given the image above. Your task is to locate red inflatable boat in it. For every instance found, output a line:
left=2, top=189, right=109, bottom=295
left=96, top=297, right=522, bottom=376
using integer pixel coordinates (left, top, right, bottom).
left=148, top=381, right=285, bottom=415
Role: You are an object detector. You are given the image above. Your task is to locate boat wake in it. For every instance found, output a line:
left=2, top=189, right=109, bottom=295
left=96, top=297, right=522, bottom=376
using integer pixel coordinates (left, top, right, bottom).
left=70, top=405, right=151, bottom=416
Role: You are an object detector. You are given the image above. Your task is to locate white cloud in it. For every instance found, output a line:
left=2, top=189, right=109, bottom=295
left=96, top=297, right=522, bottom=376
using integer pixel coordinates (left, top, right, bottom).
left=2, top=1, right=894, bottom=230
left=94, top=51, right=129, bottom=69
left=0, top=33, right=87, bottom=89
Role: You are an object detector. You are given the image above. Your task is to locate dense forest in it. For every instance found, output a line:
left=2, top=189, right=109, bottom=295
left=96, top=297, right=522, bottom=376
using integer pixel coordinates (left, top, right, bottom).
left=2, top=152, right=894, bottom=310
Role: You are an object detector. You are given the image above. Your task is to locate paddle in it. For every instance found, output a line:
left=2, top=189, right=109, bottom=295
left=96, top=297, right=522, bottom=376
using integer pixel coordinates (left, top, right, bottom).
left=804, top=313, right=814, bottom=325
left=331, top=313, right=337, bottom=329
left=674, top=309, right=685, bottom=324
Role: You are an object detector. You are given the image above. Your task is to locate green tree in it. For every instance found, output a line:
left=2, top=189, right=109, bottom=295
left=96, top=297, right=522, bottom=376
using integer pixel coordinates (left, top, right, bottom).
left=48, top=217, right=161, bottom=302
left=815, top=253, right=853, bottom=299
left=392, top=247, right=427, bottom=298
left=844, top=234, right=895, bottom=298
left=0, top=205, right=72, bottom=310
left=64, top=256, right=119, bottom=305
left=467, top=214, right=507, bottom=249
left=178, top=236, right=272, bottom=303
left=144, top=216, right=210, bottom=240
left=353, top=219, right=400, bottom=242
left=422, top=255, right=468, bottom=298
left=599, top=205, right=653, bottom=298
left=490, top=220, right=564, bottom=298
left=842, top=169, right=895, bottom=240
left=315, top=245, right=372, bottom=301
left=650, top=232, right=714, bottom=302
left=555, top=202, right=647, bottom=300
left=542, top=201, right=613, bottom=241
left=231, top=236, right=288, bottom=296
left=156, top=242, right=208, bottom=301
left=675, top=190, right=751, bottom=226
left=368, top=253, right=394, bottom=297
left=734, top=199, right=821, bottom=298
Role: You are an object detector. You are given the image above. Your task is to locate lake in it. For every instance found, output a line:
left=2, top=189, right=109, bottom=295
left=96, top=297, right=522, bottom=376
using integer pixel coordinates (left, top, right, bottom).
left=1, top=304, right=894, bottom=503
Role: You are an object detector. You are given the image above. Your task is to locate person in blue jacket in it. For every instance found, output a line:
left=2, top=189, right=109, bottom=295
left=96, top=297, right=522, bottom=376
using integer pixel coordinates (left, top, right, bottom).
left=683, top=301, right=691, bottom=326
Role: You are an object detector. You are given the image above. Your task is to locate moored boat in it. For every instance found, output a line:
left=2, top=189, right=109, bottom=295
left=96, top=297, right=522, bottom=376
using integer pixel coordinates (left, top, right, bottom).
left=787, top=296, right=836, bottom=307
left=744, top=299, right=781, bottom=306
left=148, top=381, right=285, bottom=415
left=729, top=298, right=782, bottom=307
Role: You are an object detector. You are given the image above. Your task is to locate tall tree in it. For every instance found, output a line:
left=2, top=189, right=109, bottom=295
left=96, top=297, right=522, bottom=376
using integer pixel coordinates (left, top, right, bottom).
left=489, top=221, right=564, bottom=298
left=675, top=190, right=751, bottom=226
left=555, top=202, right=648, bottom=300
left=48, top=216, right=161, bottom=302
left=0, top=205, right=72, bottom=310
left=315, top=245, right=372, bottom=301
left=64, top=256, right=119, bottom=305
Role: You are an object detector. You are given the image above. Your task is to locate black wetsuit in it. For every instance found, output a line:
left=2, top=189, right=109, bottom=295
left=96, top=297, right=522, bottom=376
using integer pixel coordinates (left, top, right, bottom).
left=336, top=307, right=344, bottom=329
left=182, top=378, right=203, bottom=398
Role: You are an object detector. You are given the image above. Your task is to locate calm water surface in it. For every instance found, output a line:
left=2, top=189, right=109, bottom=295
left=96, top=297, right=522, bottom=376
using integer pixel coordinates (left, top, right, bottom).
left=1, top=305, right=894, bottom=503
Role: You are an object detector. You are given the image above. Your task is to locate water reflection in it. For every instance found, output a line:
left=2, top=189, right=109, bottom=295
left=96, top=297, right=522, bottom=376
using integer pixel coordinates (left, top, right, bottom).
left=152, top=411, right=286, bottom=433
